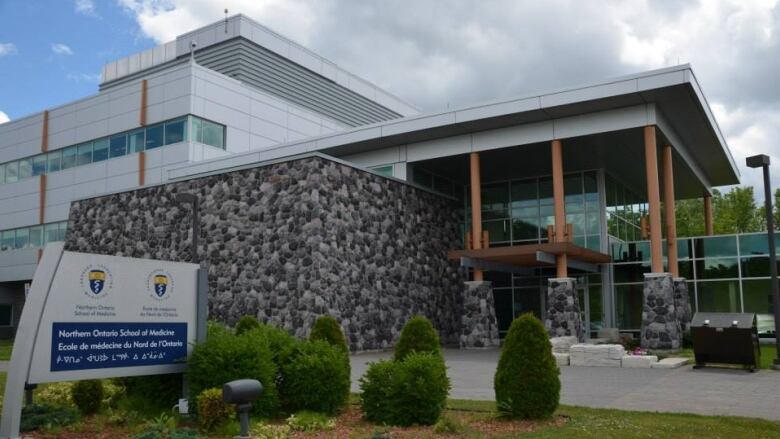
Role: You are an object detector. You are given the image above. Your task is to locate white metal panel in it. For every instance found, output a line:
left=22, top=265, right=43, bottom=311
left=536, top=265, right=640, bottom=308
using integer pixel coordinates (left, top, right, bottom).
left=472, top=121, right=553, bottom=152
left=406, top=135, right=471, bottom=163
left=540, top=79, right=638, bottom=109
left=553, top=105, right=650, bottom=139
left=342, top=146, right=401, bottom=167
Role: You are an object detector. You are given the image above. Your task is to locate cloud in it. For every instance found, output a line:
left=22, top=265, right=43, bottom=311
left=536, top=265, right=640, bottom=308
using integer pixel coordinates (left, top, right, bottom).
left=75, top=0, right=97, bottom=16
left=0, top=111, right=9, bottom=124
left=51, top=43, right=74, bottom=56
left=66, top=72, right=101, bottom=83
left=0, top=43, right=17, bottom=56
left=118, top=0, right=780, bottom=198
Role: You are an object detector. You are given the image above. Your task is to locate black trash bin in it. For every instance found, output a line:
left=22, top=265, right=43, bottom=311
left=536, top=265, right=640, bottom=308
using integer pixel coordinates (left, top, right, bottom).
left=691, top=312, right=761, bottom=371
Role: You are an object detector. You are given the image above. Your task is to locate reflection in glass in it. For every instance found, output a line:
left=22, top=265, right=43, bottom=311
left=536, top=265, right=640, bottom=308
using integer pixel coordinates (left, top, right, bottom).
left=742, top=279, right=772, bottom=314
left=697, top=281, right=741, bottom=312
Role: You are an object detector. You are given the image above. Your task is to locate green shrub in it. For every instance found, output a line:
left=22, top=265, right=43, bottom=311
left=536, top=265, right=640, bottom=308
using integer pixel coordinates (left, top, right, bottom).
left=393, top=315, right=441, bottom=361
left=115, top=373, right=181, bottom=415
left=244, top=323, right=298, bottom=367
left=235, top=315, right=261, bottom=335
left=36, top=382, right=73, bottom=406
left=20, top=403, right=78, bottom=432
left=358, top=359, right=396, bottom=423
left=309, top=316, right=349, bottom=353
left=359, top=352, right=450, bottom=426
left=494, top=313, right=560, bottom=419
left=433, top=415, right=466, bottom=434
left=251, top=423, right=291, bottom=439
left=196, top=387, right=234, bottom=432
left=286, top=411, right=335, bottom=432
left=278, top=340, right=350, bottom=415
left=71, top=379, right=104, bottom=415
left=187, top=325, right=280, bottom=418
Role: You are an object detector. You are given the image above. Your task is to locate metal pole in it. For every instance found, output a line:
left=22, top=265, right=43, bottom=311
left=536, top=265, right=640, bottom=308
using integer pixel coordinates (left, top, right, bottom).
left=760, top=164, right=780, bottom=368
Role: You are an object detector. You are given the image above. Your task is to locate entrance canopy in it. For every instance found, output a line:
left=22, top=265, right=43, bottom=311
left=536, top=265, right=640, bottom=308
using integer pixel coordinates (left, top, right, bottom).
left=448, top=242, right=611, bottom=274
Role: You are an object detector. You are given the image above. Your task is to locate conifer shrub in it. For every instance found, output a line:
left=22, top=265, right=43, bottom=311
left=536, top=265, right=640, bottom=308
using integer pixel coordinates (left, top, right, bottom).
left=358, top=359, right=396, bottom=423
left=277, top=340, right=350, bottom=415
left=235, top=315, right=261, bottom=336
left=309, top=316, right=349, bottom=353
left=393, top=315, right=441, bottom=361
left=494, top=313, right=560, bottom=419
left=244, top=323, right=298, bottom=368
left=187, top=324, right=280, bottom=417
left=71, top=379, right=104, bottom=415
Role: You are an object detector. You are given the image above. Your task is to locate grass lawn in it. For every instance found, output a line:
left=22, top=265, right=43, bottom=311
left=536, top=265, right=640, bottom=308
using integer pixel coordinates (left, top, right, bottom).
left=674, top=344, right=777, bottom=369
left=0, top=339, right=13, bottom=361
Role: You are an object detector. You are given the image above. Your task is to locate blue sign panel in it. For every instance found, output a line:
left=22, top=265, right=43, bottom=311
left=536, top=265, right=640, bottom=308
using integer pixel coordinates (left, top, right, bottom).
left=51, top=322, right=187, bottom=372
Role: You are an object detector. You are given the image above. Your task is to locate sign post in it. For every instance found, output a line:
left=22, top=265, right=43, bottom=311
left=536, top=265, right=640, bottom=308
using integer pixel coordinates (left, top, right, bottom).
left=0, top=243, right=202, bottom=439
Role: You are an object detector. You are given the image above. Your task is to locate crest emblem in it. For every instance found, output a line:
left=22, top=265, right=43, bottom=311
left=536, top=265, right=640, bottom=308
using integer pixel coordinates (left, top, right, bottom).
left=153, top=275, right=168, bottom=298
left=88, top=270, right=106, bottom=295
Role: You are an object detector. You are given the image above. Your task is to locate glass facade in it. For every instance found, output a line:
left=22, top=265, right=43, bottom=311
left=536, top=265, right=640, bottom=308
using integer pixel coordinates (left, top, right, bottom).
left=0, top=116, right=225, bottom=186
left=0, top=221, right=68, bottom=252
left=605, top=174, right=646, bottom=243
left=611, top=232, right=780, bottom=330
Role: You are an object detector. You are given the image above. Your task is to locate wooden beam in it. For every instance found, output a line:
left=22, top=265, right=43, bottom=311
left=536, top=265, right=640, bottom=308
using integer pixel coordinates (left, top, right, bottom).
left=644, top=126, right=664, bottom=273
left=704, top=195, right=713, bottom=235
left=140, top=79, right=148, bottom=126
left=38, top=174, right=46, bottom=225
left=459, top=257, right=533, bottom=275
left=41, top=110, right=49, bottom=152
left=663, top=145, right=678, bottom=277
left=138, top=151, right=146, bottom=186
left=469, top=152, right=483, bottom=281
left=551, top=139, right=568, bottom=277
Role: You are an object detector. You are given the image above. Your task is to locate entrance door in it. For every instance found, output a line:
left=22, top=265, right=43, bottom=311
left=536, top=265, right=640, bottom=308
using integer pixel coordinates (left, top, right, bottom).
left=576, top=276, right=590, bottom=340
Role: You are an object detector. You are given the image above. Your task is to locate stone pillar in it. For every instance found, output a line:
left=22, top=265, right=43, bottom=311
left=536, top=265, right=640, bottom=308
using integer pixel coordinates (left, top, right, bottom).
left=544, top=278, right=583, bottom=341
left=460, top=281, right=499, bottom=348
left=673, top=278, right=692, bottom=332
left=641, top=273, right=682, bottom=350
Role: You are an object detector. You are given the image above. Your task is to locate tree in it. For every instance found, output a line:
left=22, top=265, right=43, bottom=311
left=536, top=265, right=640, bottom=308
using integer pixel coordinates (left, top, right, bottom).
left=713, top=187, right=762, bottom=234
left=673, top=198, right=705, bottom=237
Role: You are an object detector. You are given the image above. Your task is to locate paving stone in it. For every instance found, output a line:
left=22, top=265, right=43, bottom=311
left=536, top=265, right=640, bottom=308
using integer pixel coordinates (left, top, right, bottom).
left=650, top=357, right=690, bottom=369
left=621, top=355, right=659, bottom=368
left=553, top=352, right=570, bottom=367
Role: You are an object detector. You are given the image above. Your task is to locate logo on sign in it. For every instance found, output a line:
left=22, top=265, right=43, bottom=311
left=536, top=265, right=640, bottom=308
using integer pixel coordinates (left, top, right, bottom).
left=147, top=270, right=174, bottom=300
left=80, top=265, right=112, bottom=299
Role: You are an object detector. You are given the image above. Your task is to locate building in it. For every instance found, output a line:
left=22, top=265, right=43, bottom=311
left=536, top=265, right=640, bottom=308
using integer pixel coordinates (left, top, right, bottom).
left=1, top=15, right=760, bottom=349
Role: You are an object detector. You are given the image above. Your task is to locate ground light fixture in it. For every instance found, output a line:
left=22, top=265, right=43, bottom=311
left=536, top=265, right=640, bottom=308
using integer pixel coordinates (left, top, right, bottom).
left=174, top=192, right=200, bottom=265
left=223, top=379, right=263, bottom=439
left=746, top=154, right=780, bottom=369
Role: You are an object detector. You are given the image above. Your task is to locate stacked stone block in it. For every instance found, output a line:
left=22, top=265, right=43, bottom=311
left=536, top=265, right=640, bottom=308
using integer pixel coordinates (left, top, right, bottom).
left=544, top=278, right=583, bottom=341
left=459, top=281, right=499, bottom=348
left=641, top=273, right=682, bottom=350
left=65, top=156, right=468, bottom=351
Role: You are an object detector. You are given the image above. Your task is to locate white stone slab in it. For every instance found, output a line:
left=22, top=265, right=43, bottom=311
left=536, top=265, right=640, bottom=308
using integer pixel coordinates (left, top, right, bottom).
left=650, top=357, right=690, bottom=369
left=550, top=336, right=579, bottom=353
left=621, top=355, right=659, bottom=368
left=553, top=352, right=570, bottom=366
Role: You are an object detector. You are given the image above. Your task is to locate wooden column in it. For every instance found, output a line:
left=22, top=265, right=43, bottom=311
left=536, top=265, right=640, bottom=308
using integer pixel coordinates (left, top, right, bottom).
left=704, top=195, right=713, bottom=235
left=469, top=152, right=484, bottom=281
left=551, top=139, right=568, bottom=277
left=644, top=126, right=664, bottom=273
left=38, top=175, right=47, bottom=225
left=138, top=151, right=146, bottom=186
left=40, top=110, right=49, bottom=152
left=139, top=79, right=148, bottom=127
left=662, top=145, right=678, bottom=277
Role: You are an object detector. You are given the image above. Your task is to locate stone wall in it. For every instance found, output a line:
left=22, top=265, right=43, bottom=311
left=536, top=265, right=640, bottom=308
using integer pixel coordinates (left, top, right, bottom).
left=64, top=155, right=467, bottom=351
left=641, top=273, right=682, bottom=350
left=544, top=278, right=583, bottom=341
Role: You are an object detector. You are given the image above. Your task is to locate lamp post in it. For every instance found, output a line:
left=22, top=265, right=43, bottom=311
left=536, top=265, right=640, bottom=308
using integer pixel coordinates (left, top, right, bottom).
left=175, top=193, right=200, bottom=264
left=746, top=154, right=780, bottom=369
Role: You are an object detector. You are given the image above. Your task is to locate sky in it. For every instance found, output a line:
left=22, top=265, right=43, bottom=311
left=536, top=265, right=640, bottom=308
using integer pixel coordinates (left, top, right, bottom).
left=1, top=0, right=779, bottom=199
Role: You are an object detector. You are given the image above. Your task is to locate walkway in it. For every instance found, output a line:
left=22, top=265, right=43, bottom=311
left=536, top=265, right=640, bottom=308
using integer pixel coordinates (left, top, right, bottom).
left=350, top=349, right=780, bottom=421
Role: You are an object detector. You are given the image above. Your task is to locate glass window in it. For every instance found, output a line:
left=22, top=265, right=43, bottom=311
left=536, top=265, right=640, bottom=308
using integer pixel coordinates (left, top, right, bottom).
left=0, top=163, right=4, bottom=183
left=76, top=143, right=92, bottom=166
left=511, top=179, right=538, bottom=211
left=4, top=161, right=18, bottom=183
left=493, top=289, right=514, bottom=333
left=109, top=135, right=126, bottom=158
left=164, top=118, right=186, bottom=145
left=481, top=183, right=509, bottom=218
left=202, top=120, right=225, bottom=148
left=61, top=146, right=77, bottom=170
left=414, top=169, right=433, bottom=188
left=483, top=219, right=510, bottom=243
left=93, top=138, right=109, bottom=162
left=695, top=258, right=739, bottom=279
left=564, top=174, right=583, bottom=207
left=370, top=165, right=393, bottom=177
left=0, top=305, right=11, bottom=326
left=145, top=124, right=164, bottom=149
left=613, top=262, right=651, bottom=283
left=739, top=233, right=780, bottom=256
left=44, top=223, right=59, bottom=244
left=512, top=217, right=539, bottom=241
left=18, top=158, right=32, bottom=180
left=58, top=222, right=68, bottom=241
left=190, top=116, right=203, bottom=143
left=697, top=280, right=741, bottom=312
left=742, top=279, right=772, bottom=314
left=694, top=235, right=737, bottom=258
left=32, top=155, right=47, bottom=176
left=0, top=230, right=14, bottom=251
left=615, top=284, right=643, bottom=329
left=47, top=150, right=62, bottom=173
left=29, top=225, right=43, bottom=247
left=128, top=129, right=145, bottom=153
left=14, top=228, right=28, bottom=249
left=740, top=257, right=780, bottom=278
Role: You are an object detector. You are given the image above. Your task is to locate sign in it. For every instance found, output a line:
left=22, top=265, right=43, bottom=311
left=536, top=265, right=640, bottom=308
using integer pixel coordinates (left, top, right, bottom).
left=1, top=243, right=206, bottom=438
